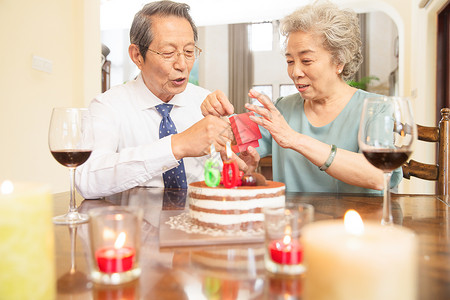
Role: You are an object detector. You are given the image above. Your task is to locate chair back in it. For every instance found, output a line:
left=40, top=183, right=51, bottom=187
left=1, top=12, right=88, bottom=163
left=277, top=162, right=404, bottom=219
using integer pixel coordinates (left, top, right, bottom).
left=402, top=108, right=450, bottom=195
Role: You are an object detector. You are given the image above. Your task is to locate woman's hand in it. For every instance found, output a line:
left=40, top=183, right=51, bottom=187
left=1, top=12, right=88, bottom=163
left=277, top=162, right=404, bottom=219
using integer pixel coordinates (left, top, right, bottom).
left=201, top=90, right=234, bottom=117
left=218, top=146, right=260, bottom=174
left=238, top=146, right=260, bottom=173
left=245, top=89, right=296, bottom=149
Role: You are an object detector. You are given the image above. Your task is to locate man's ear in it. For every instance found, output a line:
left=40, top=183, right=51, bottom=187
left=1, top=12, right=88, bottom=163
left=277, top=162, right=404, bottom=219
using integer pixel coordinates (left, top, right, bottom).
left=129, top=44, right=144, bottom=70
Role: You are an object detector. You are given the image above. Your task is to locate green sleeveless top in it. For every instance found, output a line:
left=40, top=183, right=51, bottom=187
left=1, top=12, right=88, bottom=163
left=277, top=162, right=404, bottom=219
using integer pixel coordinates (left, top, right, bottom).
left=257, top=89, right=403, bottom=193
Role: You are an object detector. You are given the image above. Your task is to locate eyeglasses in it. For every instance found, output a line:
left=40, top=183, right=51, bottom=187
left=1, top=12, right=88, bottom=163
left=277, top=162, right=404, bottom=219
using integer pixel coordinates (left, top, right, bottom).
left=146, top=45, right=202, bottom=62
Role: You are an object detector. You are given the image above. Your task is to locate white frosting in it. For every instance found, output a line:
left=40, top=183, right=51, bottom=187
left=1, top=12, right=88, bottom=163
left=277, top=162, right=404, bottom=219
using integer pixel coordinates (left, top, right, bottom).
left=188, top=182, right=286, bottom=227
left=188, top=184, right=285, bottom=198
left=189, top=196, right=285, bottom=210
left=190, top=210, right=264, bottom=225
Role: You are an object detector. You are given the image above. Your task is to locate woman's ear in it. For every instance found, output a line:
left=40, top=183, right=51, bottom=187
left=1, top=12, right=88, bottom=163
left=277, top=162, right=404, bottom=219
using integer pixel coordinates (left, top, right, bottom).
left=337, top=64, right=344, bottom=75
left=129, top=44, right=143, bottom=70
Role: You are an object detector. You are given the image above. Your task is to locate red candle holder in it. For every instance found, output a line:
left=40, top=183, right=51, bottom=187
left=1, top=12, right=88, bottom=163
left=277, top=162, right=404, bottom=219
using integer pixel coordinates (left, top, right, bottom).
left=88, top=206, right=143, bottom=285
left=269, top=239, right=303, bottom=265
left=263, top=204, right=314, bottom=275
left=95, top=246, right=135, bottom=273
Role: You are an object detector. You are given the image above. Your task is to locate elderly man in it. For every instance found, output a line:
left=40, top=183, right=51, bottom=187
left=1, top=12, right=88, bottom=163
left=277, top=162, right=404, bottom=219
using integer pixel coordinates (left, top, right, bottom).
left=76, top=1, right=230, bottom=199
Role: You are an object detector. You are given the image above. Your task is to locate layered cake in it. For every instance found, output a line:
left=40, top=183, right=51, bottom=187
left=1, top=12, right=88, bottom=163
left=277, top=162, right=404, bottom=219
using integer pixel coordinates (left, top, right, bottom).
left=188, top=180, right=285, bottom=230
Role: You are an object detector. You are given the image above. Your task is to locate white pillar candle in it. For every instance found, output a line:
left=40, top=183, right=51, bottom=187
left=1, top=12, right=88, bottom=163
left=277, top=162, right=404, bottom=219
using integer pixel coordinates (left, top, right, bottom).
left=302, top=210, right=417, bottom=300
left=0, top=181, right=55, bottom=299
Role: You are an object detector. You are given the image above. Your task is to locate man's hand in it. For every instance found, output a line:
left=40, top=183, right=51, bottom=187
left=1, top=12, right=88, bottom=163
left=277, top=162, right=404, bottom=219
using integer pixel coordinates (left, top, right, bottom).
left=171, top=115, right=233, bottom=159
left=201, top=90, right=235, bottom=117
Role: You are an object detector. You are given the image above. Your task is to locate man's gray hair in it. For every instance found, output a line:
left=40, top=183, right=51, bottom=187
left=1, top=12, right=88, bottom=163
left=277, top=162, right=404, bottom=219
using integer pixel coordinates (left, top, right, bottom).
left=130, top=0, right=198, bottom=61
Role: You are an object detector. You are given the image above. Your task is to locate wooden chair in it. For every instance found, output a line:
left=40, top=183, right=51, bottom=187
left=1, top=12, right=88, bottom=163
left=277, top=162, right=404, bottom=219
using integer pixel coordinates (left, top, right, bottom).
left=259, top=156, right=273, bottom=181
left=402, top=108, right=450, bottom=195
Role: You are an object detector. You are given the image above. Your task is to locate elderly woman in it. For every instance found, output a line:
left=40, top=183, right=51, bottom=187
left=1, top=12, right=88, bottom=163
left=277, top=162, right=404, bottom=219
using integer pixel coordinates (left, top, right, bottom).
left=202, top=1, right=402, bottom=193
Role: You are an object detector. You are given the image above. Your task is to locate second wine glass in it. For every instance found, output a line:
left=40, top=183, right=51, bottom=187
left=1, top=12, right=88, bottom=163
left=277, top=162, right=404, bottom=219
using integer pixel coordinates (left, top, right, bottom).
left=358, top=96, right=417, bottom=225
left=49, top=108, right=93, bottom=224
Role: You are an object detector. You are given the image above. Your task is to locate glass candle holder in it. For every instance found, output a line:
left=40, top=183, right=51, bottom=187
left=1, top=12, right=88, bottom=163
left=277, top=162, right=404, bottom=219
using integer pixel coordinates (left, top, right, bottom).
left=263, top=203, right=314, bottom=275
left=88, top=206, right=143, bottom=285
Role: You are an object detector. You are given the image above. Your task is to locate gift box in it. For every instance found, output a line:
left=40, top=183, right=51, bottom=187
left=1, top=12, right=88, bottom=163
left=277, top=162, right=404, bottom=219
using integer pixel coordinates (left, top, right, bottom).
left=229, top=112, right=262, bottom=153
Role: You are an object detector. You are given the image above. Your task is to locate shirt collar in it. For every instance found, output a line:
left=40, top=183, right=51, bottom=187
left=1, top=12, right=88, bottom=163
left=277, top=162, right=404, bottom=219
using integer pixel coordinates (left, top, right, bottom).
left=134, top=73, right=189, bottom=111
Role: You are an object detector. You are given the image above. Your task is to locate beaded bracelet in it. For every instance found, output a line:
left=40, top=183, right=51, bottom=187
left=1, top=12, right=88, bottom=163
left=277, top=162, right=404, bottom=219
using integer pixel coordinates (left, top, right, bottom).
left=319, top=144, right=337, bottom=171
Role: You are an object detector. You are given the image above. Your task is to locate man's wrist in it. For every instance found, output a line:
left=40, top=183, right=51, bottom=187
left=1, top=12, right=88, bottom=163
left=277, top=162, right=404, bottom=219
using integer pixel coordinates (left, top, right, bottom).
left=170, top=134, right=184, bottom=160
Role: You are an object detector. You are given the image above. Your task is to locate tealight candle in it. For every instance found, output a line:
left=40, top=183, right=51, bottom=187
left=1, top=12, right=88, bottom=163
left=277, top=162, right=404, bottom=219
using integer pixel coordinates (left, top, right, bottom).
left=302, top=210, right=417, bottom=300
left=95, top=232, right=136, bottom=273
left=89, top=206, right=143, bottom=285
left=222, top=141, right=240, bottom=188
left=269, top=235, right=303, bottom=265
left=0, top=181, right=55, bottom=299
left=264, top=204, right=314, bottom=275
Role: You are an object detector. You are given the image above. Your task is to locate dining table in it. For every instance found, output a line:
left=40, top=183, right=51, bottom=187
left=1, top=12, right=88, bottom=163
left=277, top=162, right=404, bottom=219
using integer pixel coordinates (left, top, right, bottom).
left=53, top=188, right=450, bottom=299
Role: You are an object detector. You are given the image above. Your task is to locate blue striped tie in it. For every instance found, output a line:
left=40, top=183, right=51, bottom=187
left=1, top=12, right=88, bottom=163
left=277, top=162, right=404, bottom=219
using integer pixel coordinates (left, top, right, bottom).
left=155, top=104, right=187, bottom=189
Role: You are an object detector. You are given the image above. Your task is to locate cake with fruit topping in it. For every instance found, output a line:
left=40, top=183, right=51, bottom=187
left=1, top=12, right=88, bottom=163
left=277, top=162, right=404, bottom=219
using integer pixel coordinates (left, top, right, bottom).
left=188, top=174, right=285, bottom=230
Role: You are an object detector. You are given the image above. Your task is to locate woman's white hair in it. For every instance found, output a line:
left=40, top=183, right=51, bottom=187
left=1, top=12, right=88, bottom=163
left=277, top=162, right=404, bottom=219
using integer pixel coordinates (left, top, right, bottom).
left=280, top=0, right=362, bottom=80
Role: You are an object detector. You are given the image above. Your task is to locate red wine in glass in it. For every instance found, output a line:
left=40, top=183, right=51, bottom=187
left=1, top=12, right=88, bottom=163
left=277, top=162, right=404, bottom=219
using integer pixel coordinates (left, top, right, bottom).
left=49, top=108, right=94, bottom=225
left=51, top=150, right=92, bottom=168
left=362, top=150, right=412, bottom=172
left=358, top=96, right=416, bottom=226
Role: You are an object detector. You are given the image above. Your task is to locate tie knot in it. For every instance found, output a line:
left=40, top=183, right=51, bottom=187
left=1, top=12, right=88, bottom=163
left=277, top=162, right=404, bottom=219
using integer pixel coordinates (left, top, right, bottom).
left=156, top=103, right=173, bottom=117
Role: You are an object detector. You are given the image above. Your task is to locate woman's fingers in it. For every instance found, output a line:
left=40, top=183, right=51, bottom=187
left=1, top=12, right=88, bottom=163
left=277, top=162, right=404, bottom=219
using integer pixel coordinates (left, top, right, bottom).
left=248, top=89, right=276, bottom=110
left=234, top=154, right=249, bottom=173
left=245, top=103, right=272, bottom=120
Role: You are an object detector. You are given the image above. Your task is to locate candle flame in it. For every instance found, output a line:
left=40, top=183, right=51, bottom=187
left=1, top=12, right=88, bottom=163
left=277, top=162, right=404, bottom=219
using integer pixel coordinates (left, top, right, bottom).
left=344, top=209, right=364, bottom=236
left=114, top=232, right=126, bottom=249
left=226, top=141, right=232, bottom=159
left=283, top=234, right=292, bottom=245
left=1, top=180, right=14, bottom=194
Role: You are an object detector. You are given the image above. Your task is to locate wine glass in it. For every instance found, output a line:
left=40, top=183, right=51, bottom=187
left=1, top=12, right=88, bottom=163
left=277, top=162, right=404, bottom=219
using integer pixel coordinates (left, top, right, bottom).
left=358, top=96, right=417, bottom=226
left=49, top=108, right=93, bottom=224
left=57, top=225, right=90, bottom=295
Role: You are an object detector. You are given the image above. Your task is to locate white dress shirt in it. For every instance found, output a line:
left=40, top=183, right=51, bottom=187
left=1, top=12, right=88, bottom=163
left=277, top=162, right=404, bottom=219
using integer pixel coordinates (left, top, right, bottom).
left=76, top=74, right=211, bottom=199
